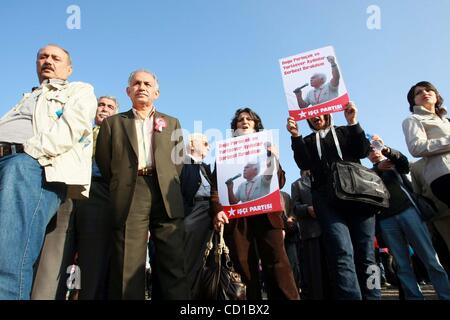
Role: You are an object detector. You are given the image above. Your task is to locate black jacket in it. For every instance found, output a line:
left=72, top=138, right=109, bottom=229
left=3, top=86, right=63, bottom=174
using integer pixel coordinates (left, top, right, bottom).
left=180, top=157, right=212, bottom=216
left=372, top=147, right=412, bottom=218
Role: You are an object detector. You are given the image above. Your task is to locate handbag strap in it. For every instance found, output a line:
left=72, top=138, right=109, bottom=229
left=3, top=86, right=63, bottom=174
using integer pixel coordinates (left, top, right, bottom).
left=315, top=126, right=343, bottom=160
left=216, top=224, right=231, bottom=258
left=201, top=230, right=215, bottom=265
left=201, top=224, right=232, bottom=265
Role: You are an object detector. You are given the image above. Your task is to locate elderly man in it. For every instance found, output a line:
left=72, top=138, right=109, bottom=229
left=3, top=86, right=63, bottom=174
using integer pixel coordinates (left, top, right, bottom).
left=294, top=56, right=340, bottom=109
left=0, top=44, right=97, bottom=299
left=96, top=69, right=188, bottom=299
left=226, top=158, right=274, bottom=204
left=180, top=133, right=213, bottom=290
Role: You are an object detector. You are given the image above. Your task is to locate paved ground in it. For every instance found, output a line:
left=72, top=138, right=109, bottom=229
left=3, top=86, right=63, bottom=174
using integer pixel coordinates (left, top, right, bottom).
left=145, top=281, right=438, bottom=300
left=381, top=283, right=437, bottom=300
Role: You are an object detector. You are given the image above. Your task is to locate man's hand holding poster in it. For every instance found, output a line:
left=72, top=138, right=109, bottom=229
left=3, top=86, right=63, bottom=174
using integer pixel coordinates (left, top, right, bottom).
left=216, top=130, right=282, bottom=219
left=279, top=45, right=349, bottom=121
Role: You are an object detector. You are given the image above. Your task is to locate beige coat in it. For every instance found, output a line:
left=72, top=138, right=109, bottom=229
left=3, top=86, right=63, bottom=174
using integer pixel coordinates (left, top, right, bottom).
left=402, top=105, right=450, bottom=185
left=23, top=81, right=97, bottom=198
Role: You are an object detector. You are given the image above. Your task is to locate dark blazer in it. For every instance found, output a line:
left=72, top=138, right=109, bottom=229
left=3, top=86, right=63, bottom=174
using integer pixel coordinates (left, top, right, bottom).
left=291, top=177, right=322, bottom=240
left=180, top=157, right=212, bottom=216
left=95, top=109, right=184, bottom=227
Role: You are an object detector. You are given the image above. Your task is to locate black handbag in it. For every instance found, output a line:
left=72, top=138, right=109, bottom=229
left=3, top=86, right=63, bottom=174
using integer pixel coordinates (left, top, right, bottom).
left=331, top=161, right=390, bottom=210
left=191, top=225, right=246, bottom=300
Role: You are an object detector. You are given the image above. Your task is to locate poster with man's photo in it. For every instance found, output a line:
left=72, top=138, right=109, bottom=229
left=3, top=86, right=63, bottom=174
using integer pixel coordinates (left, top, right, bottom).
left=215, top=130, right=282, bottom=219
left=279, top=45, right=349, bottom=121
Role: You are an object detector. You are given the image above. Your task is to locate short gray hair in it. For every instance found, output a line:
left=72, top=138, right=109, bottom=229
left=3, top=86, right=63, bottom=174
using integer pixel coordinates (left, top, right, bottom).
left=246, top=161, right=260, bottom=175
left=98, top=96, right=119, bottom=113
left=127, top=69, right=159, bottom=90
left=37, top=44, right=72, bottom=65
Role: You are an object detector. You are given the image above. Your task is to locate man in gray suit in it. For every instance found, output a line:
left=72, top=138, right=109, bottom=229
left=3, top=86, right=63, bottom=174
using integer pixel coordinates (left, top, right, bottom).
left=96, top=69, right=188, bottom=300
left=291, top=170, right=330, bottom=299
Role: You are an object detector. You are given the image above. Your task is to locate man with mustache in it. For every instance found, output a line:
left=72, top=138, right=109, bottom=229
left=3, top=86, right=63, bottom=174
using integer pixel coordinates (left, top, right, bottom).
left=0, top=44, right=97, bottom=299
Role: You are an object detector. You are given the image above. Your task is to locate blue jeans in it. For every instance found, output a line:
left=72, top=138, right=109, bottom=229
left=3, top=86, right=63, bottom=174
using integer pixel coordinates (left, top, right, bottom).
left=312, top=190, right=380, bottom=300
left=379, top=206, right=450, bottom=300
left=0, top=153, right=66, bottom=300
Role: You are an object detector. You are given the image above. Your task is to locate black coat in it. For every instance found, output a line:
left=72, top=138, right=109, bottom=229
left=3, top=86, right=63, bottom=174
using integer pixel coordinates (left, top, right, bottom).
left=180, top=157, right=212, bottom=216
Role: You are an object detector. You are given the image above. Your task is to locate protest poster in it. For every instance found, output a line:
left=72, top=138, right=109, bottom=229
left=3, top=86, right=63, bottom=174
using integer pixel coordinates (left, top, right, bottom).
left=279, top=45, right=349, bottom=121
left=215, top=130, right=282, bottom=219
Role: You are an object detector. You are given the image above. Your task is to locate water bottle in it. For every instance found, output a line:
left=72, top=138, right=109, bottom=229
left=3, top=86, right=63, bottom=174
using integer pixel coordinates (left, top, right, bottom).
left=371, top=139, right=384, bottom=151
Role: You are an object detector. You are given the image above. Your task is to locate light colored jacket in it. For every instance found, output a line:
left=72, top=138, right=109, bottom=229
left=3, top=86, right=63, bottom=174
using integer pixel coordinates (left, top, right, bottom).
left=402, top=105, right=450, bottom=185
left=22, top=81, right=97, bottom=198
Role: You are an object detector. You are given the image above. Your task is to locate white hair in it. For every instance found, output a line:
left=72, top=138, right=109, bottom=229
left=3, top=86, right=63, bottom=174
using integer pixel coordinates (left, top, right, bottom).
left=312, top=73, right=327, bottom=83
left=246, top=161, right=260, bottom=175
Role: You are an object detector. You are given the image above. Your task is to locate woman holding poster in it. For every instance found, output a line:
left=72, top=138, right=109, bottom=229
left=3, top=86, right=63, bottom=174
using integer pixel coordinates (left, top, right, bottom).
left=287, top=102, right=381, bottom=300
left=403, top=81, right=450, bottom=209
left=212, top=107, right=300, bottom=300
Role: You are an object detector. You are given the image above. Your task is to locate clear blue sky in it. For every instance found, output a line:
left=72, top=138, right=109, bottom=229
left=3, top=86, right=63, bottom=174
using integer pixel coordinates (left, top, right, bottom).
left=1, top=0, right=450, bottom=191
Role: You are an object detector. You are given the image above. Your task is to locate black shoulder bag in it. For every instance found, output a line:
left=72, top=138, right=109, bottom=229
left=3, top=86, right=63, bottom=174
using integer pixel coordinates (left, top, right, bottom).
left=317, top=127, right=390, bottom=213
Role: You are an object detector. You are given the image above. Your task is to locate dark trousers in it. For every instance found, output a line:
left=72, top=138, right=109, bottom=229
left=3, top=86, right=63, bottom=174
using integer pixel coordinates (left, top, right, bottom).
left=225, top=214, right=300, bottom=300
left=184, top=200, right=212, bottom=291
left=74, top=179, right=112, bottom=300
left=109, top=175, right=188, bottom=300
left=300, top=236, right=331, bottom=300
left=431, top=173, right=450, bottom=208
left=31, top=200, right=75, bottom=300
left=312, top=190, right=380, bottom=300
left=284, top=239, right=301, bottom=291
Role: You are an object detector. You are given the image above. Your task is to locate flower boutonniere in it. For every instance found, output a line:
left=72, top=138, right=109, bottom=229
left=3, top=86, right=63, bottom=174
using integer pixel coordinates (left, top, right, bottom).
left=154, top=117, right=167, bottom=132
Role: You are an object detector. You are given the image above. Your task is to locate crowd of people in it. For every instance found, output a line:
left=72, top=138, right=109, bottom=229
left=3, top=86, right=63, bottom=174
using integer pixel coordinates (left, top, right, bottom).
left=0, top=44, right=449, bottom=300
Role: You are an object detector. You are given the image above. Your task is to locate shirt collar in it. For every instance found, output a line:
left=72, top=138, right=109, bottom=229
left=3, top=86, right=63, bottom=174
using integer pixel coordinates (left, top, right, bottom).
left=312, top=127, right=331, bottom=139
left=132, top=106, right=155, bottom=120
left=315, top=84, right=326, bottom=90
left=188, top=154, right=203, bottom=164
left=247, top=176, right=257, bottom=183
left=40, top=79, right=69, bottom=90
left=413, top=105, right=437, bottom=117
